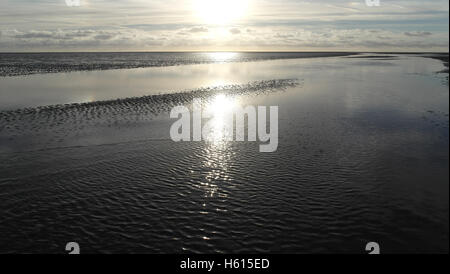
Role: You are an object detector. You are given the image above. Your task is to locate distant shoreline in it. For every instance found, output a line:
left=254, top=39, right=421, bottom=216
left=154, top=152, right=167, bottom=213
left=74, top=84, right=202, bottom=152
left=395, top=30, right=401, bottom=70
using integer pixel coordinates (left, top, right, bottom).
left=0, top=51, right=448, bottom=54
left=0, top=52, right=357, bottom=77
left=0, top=52, right=448, bottom=77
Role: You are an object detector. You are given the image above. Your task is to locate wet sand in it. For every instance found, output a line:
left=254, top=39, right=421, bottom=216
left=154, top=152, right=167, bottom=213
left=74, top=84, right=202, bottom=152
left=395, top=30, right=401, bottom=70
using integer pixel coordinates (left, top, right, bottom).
left=0, top=53, right=448, bottom=253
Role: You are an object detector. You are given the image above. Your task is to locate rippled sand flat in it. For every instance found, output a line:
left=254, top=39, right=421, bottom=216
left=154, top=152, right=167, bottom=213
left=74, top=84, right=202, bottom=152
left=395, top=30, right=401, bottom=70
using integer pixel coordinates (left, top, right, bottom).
left=0, top=53, right=448, bottom=253
left=0, top=52, right=355, bottom=77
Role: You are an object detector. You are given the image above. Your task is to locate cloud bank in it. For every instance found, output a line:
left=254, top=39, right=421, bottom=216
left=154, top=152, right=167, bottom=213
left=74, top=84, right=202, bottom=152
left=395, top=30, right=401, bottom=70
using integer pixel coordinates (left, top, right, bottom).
left=0, top=0, right=448, bottom=51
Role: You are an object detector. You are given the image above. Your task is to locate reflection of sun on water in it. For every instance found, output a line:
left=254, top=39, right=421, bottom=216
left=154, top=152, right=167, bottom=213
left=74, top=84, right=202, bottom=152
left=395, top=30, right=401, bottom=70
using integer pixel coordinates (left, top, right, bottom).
left=207, top=52, right=238, bottom=62
left=199, top=94, right=238, bottom=198
left=204, top=94, right=238, bottom=143
left=81, top=94, right=96, bottom=103
left=201, top=143, right=232, bottom=198
left=202, top=52, right=238, bottom=86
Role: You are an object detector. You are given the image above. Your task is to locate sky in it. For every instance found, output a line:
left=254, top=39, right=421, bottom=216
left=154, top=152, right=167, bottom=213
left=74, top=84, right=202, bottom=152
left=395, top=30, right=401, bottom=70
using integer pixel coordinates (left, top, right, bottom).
left=0, top=0, right=448, bottom=52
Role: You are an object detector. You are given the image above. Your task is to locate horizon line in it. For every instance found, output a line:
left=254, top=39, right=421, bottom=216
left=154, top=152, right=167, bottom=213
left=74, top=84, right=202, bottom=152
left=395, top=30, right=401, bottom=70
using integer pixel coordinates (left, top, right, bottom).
left=1, top=50, right=449, bottom=54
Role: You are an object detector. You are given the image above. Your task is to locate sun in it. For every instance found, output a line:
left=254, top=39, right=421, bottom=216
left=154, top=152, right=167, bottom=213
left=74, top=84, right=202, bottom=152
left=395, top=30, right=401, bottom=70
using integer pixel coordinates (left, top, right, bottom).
left=193, top=0, right=249, bottom=25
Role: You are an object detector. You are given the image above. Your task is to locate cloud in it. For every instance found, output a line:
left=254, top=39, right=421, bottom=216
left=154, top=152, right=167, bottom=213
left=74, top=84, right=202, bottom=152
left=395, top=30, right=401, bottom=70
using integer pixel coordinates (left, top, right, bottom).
left=274, top=33, right=294, bottom=39
left=94, top=34, right=115, bottom=40
left=0, top=27, right=448, bottom=52
left=188, top=27, right=209, bottom=33
left=229, top=28, right=241, bottom=35
left=0, top=0, right=448, bottom=51
left=0, top=29, right=164, bottom=50
left=404, top=31, right=433, bottom=37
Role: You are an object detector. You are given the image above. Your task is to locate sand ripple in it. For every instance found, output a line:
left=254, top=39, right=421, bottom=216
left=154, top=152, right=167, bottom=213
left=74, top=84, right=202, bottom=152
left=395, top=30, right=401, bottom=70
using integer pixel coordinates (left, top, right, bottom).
left=0, top=79, right=299, bottom=152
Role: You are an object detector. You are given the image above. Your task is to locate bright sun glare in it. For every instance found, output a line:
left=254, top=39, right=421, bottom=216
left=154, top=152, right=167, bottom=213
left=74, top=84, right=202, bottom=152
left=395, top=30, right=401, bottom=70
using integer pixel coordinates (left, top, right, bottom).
left=207, top=52, right=238, bottom=61
left=194, top=0, right=249, bottom=25
left=204, top=94, right=238, bottom=142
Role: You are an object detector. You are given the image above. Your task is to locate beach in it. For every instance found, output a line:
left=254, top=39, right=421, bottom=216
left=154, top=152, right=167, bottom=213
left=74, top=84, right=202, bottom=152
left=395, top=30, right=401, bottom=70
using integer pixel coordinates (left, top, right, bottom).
left=0, top=52, right=448, bottom=253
